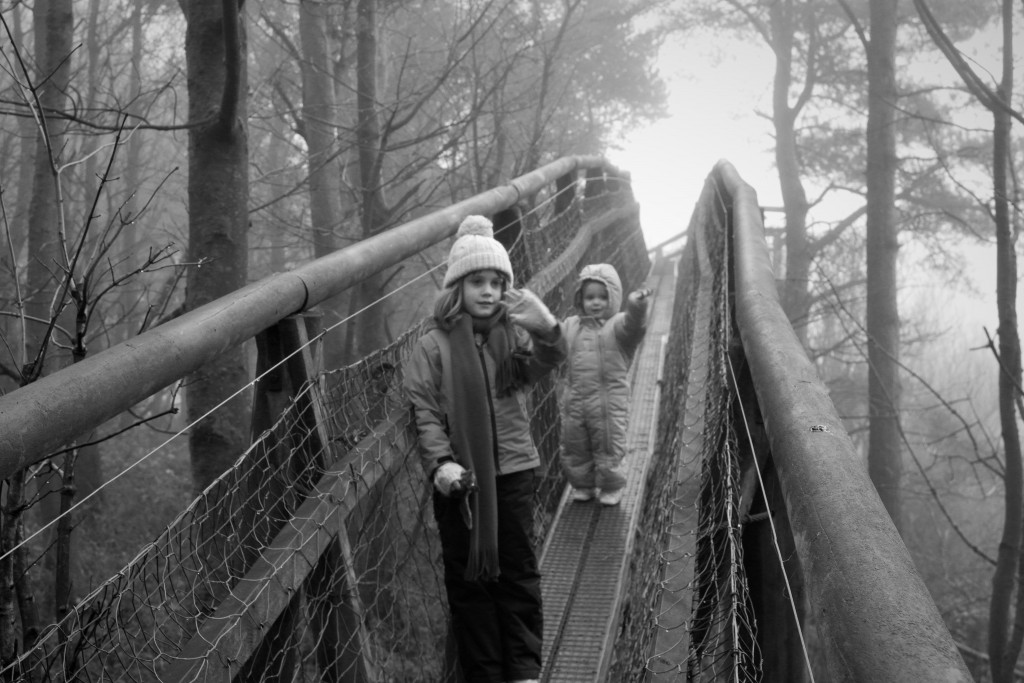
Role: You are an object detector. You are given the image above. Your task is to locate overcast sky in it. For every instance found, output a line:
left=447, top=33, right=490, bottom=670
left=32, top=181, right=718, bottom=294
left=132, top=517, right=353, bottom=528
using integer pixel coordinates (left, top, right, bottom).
left=610, top=31, right=779, bottom=248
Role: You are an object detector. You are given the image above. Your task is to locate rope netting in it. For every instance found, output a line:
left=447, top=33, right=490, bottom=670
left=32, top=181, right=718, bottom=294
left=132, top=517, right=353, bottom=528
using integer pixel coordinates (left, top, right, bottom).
left=609, top=175, right=763, bottom=681
left=0, top=182, right=650, bottom=681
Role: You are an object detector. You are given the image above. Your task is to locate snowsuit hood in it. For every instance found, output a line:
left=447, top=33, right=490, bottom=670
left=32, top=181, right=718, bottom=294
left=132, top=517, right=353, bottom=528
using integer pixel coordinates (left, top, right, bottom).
left=575, top=263, right=622, bottom=320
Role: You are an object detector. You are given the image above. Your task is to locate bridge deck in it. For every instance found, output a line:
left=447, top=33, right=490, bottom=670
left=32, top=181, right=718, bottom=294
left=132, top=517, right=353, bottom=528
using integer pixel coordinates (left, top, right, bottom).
left=539, top=255, right=690, bottom=681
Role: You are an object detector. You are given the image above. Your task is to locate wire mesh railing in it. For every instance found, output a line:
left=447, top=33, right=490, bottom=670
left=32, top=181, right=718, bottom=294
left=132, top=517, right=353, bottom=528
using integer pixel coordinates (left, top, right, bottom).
left=680, top=176, right=762, bottom=681
left=0, top=174, right=649, bottom=681
left=606, top=171, right=762, bottom=681
left=618, top=160, right=972, bottom=682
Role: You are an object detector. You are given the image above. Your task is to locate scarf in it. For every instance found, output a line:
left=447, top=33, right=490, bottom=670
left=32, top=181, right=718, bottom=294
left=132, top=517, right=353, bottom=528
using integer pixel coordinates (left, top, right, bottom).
left=447, top=307, right=530, bottom=580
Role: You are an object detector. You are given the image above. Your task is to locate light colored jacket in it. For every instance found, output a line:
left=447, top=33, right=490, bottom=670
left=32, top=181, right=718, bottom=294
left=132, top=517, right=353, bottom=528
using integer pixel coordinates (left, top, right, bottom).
left=561, top=264, right=647, bottom=462
left=404, top=319, right=567, bottom=479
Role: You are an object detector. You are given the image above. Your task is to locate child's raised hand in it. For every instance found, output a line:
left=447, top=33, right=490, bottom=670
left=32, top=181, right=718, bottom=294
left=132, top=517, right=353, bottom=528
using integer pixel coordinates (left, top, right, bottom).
left=505, top=288, right=557, bottom=335
left=628, top=288, right=653, bottom=305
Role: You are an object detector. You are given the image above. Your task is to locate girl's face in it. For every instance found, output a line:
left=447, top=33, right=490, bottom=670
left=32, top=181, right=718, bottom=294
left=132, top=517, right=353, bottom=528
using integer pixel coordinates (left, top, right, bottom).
left=461, top=269, right=506, bottom=318
left=581, top=281, right=609, bottom=317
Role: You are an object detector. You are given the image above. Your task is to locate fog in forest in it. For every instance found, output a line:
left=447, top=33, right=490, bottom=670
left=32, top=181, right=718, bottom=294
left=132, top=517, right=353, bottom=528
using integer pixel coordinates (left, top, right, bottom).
left=0, top=0, right=1022, bottom=679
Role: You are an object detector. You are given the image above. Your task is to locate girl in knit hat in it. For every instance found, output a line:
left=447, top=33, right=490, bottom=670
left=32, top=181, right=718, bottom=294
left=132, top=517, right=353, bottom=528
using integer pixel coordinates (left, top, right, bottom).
left=403, top=215, right=565, bottom=683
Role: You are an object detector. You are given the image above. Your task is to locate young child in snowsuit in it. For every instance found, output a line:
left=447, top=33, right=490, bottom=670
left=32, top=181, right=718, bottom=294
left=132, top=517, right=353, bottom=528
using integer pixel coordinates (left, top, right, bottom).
left=403, top=215, right=566, bottom=683
left=560, top=263, right=650, bottom=506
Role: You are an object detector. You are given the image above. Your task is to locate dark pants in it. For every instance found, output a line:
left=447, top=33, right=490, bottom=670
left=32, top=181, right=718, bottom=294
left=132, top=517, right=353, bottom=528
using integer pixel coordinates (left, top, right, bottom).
left=434, top=468, right=543, bottom=683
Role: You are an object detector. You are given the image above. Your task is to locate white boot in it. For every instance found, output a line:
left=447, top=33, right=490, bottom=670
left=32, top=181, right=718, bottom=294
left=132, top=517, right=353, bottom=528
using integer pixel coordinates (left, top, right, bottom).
left=571, top=487, right=595, bottom=502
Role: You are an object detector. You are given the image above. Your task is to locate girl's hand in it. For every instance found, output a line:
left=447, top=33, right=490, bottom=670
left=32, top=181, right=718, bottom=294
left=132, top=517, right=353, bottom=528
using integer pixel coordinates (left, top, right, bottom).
left=505, top=288, right=557, bottom=335
left=434, top=461, right=469, bottom=496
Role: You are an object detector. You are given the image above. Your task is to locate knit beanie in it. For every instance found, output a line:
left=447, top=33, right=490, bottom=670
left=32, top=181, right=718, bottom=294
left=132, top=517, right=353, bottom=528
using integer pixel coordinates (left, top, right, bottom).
left=443, top=215, right=515, bottom=288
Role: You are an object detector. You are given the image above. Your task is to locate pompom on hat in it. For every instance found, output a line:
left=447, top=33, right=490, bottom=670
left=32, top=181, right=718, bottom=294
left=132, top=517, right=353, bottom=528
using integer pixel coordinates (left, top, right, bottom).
left=443, top=215, right=514, bottom=288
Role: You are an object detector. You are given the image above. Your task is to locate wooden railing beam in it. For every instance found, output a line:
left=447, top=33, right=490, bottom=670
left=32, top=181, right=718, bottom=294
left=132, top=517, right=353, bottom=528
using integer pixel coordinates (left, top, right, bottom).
left=720, top=159, right=972, bottom=682
left=0, top=156, right=615, bottom=480
left=164, top=411, right=408, bottom=682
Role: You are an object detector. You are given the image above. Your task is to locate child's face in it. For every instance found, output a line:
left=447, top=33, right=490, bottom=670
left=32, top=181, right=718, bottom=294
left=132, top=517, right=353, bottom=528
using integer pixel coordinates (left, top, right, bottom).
left=461, top=269, right=506, bottom=318
left=581, top=281, right=609, bottom=317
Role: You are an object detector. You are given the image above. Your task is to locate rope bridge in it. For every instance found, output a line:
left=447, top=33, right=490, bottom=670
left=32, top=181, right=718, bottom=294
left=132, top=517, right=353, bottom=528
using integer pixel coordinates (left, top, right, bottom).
left=0, top=163, right=651, bottom=681
left=0, top=157, right=974, bottom=681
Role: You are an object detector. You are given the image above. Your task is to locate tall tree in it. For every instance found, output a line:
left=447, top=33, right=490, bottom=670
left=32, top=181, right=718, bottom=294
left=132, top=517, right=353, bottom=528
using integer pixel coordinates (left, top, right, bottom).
left=686, top=0, right=868, bottom=347
left=350, top=0, right=388, bottom=358
left=865, top=0, right=902, bottom=530
left=117, top=0, right=146, bottom=339
left=0, top=0, right=74, bottom=660
left=179, top=0, right=250, bottom=494
left=2, top=6, right=36, bottom=342
left=987, top=3, right=1020, bottom=678
left=768, top=0, right=812, bottom=344
left=23, top=0, right=73, bottom=381
left=298, top=0, right=353, bottom=367
left=908, top=1, right=1024, bottom=673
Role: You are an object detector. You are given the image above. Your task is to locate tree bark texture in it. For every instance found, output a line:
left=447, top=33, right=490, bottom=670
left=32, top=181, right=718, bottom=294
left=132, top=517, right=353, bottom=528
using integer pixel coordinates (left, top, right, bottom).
left=181, top=0, right=251, bottom=495
left=2, top=0, right=73, bottom=661
left=769, top=1, right=812, bottom=346
left=865, top=0, right=903, bottom=532
left=350, top=0, right=388, bottom=360
left=300, top=0, right=343, bottom=261
left=988, top=2, right=1020, bottom=680
left=299, top=0, right=351, bottom=369
left=24, top=0, right=73, bottom=378
left=3, top=8, right=35, bottom=351
left=116, top=0, right=145, bottom=344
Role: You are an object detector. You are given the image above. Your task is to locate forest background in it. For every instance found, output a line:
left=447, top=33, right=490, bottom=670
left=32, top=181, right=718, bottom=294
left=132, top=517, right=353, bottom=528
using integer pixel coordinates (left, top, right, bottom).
left=0, top=0, right=1022, bottom=680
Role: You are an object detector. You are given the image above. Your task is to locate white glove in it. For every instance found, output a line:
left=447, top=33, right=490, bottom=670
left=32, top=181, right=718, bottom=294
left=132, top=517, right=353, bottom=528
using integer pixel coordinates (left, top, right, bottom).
left=433, top=461, right=468, bottom=496
left=505, top=288, right=557, bottom=336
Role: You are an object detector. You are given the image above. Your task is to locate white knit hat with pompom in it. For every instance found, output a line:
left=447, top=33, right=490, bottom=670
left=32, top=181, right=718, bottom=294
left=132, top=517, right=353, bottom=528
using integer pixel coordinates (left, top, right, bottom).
left=443, top=215, right=514, bottom=288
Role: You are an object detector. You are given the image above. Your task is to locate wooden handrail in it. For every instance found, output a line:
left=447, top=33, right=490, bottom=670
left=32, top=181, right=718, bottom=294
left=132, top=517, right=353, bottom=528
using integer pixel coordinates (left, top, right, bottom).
left=720, top=159, right=971, bottom=682
left=0, top=156, right=618, bottom=480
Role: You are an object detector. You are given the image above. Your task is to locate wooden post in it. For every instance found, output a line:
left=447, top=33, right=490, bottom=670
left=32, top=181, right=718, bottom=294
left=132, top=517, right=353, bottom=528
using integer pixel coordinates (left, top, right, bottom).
left=554, top=171, right=576, bottom=215
left=492, top=206, right=530, bottom=284
left=491, top=206, right=522, bottom=252
left=237, top=315, right=319, bottom=679
left=238, top=311, right=370, bottom=681
left=307, top=534, right=373, bottom=683
left=286, top=317, right=373, bottom=683
left=583, top=167, right=605, bottom=199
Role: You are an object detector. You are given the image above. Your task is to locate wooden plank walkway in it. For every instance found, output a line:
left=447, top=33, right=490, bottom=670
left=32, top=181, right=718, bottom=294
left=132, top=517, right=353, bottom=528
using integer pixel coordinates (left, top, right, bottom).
left=538, top=253, right=685, bottom=682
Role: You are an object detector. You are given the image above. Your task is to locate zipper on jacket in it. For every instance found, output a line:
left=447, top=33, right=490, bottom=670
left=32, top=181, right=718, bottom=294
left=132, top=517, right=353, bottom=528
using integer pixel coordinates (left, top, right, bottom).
left=477, top=345, right=502, bottom=474
left=598, top=330, right=611, bottom=452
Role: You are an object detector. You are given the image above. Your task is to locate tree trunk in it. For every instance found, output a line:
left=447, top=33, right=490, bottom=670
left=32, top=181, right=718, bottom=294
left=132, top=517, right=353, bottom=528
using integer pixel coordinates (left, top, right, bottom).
left=299, top=0, right=350, bottom=368
left=7, top=0, right=74, bottom=653
left=521, top=0, right=578, bottom=175
left=80, top=0, right=103, bottom=214
left=117, top=0, right=144, bottom=344
left=3, top=6, right=35, bottom=355
left=769, top=1, right=812, bottom=346
left=265, top=125, right=288, bottom=277
left=988, top=2, right=1020, bottom=680
left=351, top=0, right=388, bottom=359
left=0, top=471, right=36, bottom=663
left=181, top=0, right=251, bottom=495
left=24, top=0, right=72, bottom=379
left=865, top=0, right=902, bottom=532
